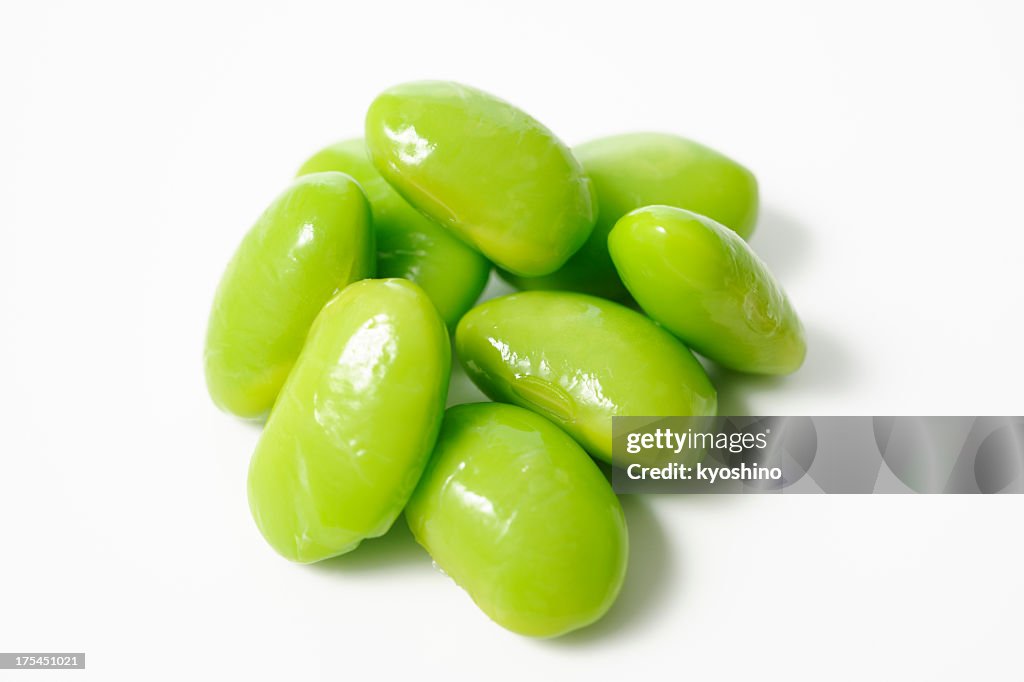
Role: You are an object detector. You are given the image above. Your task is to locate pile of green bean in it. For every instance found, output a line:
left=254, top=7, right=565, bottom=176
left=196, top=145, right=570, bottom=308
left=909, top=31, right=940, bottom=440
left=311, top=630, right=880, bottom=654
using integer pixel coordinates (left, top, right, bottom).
left=205, top=81, right=806, bottom=638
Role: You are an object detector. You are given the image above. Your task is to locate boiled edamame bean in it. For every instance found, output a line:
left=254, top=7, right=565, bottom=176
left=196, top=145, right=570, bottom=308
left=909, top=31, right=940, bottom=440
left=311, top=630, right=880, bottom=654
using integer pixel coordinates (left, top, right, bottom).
left=248, top=279, right=450, bottom=563
left=365, top=81, right=596, bottom=277
left=405, top=402, right=627, bottom=638
left=205, top=172, right=374, bottom=418
left=297, top=139, right=491, bottom=328
left=500, top=132, right=759, bottom=302
left=455, top=291, right=716, bottom=462
left=609, top=206, right=805, bottom=375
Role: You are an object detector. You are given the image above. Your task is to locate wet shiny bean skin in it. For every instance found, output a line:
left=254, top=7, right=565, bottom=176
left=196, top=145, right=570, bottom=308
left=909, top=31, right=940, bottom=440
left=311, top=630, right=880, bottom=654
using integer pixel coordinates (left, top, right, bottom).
left=204, top=172, right=374, bottom=418
left=609, top=205, right=805, bottom=375
left=365, top=80, right=596, bottom=277
left=500, top=133, right=759, bottom=302
left=297, top=139, right=491, bottom=328
left=405, top=402, right=628, bottom=638
left=455, top=291, right=717, bottom=462
left=248, top=279, right=450, bottom=563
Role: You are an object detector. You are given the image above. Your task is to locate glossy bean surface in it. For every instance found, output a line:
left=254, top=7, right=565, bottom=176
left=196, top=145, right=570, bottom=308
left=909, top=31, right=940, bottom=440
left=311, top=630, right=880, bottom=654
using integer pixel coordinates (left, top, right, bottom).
left=455, top=291, right=717, bottom=462
left=609, top=206, right=805, bottom=375
left=405, top=403, right=627, bottom=638
left=248, top=279, right=450, bottom=563
left=205, top=172, right=374, bottom=418
left=500, top=133, right=759, bottom=302
left=297, top=139, right=491, bottom=328
left=365, top=80, right=596, bottom=277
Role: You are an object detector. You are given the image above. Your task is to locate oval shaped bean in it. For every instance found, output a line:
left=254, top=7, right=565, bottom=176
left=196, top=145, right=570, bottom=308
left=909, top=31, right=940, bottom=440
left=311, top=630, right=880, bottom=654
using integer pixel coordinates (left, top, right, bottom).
left=248, top=279, right=450, bottom=563
left=500, top=132, right=759, bottom=302
left=609, top=206, right=805, bottom=375
left=455, top=291, right=716, bottom=462
left=205, top=172, right=374, bottom=418
left=365, top=80, right=596, bottom=277
left=297, top=139, right=491, bottom=328
left=405, top=402, right=627, bottom=638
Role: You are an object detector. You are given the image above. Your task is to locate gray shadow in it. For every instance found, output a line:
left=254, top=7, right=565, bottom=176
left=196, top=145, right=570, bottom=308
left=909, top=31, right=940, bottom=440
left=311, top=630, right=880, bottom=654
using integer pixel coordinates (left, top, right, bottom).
left=540, top=495, right=674, bottom=646
left=477, top=270, right=517, bottom=304
left=302, top=519, right=428, bottom=575
left=705, top=364, right=789, bottom=416
left=750, top=206, right=813, bottom=281
left=705, top=323, right=854, bottom=416
left=238, top=416, right=267, bottom=432
left=447, top=347, right=489, bottom=407
left=790, top=323, right=857, bottom=393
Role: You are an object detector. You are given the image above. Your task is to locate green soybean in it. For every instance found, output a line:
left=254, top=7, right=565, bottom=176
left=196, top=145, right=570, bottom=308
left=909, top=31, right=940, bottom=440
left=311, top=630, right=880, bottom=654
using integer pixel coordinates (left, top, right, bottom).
left=204, top=172, right=374, bottom=418
left=500, top=132, right=759, bottom=302
left=609, top=205, right=805, bottom=375
left=297, top=139, right=491, bottom=328
left=365, top=80, right=596, bottom=277
left=405, top=402, right=627, bottom=638
left=455, top=291, right=717, bottom=462
left=248, top=279, right=450, bottom=563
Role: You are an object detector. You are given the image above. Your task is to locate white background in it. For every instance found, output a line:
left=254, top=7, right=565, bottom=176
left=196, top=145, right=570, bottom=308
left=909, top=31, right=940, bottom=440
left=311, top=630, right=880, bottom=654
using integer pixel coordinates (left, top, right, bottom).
left=2, top=1, right=1023, bottom=680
